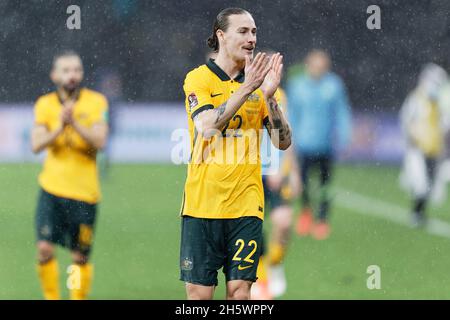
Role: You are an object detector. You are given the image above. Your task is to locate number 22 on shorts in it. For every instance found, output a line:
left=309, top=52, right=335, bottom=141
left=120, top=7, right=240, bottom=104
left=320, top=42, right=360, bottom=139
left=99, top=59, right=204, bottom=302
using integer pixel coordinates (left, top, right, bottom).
left=232, top=239, right=257, bottom=263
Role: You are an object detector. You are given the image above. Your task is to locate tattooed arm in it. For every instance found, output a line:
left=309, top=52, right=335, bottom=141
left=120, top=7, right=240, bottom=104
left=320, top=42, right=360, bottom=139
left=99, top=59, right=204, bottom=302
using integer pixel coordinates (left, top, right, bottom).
left=264, top=96, right=292, bottom=150
left=193, top=87, right=251, bottom=138
left=259, top=53, right=291, bottom=150
left=193, top=53, right=272, bottom=138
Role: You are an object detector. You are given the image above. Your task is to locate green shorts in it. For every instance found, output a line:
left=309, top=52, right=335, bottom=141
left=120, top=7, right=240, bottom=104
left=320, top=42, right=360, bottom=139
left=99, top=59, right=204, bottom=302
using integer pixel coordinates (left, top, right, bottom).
left=35, top=188, right=97, bottom=256
left=180, top=216, right=263, bottom=286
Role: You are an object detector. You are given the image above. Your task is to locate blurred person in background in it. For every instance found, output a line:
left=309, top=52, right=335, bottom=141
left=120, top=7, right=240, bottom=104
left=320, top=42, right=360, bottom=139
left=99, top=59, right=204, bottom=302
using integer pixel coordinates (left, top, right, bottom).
left=287, top=49, right=352, bottom=240
left=252, top=84, right=301, bottom=300
left=430, top=77, right=450, bottom=205
left=31, top=51, right=109, bottom=300
left=400, top=63, right=448, bottom=227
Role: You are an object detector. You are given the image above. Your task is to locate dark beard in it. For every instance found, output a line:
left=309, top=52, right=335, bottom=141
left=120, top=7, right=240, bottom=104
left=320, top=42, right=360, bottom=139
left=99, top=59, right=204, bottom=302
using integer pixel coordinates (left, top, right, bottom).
left=63, top=83, right=80, bottom=94
left=60, top=81, right=82, bottom=99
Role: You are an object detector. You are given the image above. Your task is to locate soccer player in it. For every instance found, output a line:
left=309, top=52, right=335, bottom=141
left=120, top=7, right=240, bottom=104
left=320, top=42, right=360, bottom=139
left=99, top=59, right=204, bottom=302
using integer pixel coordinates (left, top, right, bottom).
left=31, top=51, right=109, bottom=300
left=399, top=63, right=447, bottom=227
left=180, top=8, right=291, bottom=300
left=288, top=49, right=352, bottom=240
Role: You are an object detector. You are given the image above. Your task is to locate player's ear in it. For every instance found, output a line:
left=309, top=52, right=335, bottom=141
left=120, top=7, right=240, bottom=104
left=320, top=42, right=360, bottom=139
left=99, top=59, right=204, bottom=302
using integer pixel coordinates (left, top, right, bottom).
left=216, top=29, right=225, bottom=44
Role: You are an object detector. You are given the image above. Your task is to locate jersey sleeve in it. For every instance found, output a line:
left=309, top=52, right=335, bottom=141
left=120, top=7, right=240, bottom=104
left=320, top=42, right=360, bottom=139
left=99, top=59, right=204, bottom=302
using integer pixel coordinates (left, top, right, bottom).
left=91, top=95, right=109, bottom=125
left=34, top=97, right=49, bottom=127
left=183, top=70, right=214, bottom=119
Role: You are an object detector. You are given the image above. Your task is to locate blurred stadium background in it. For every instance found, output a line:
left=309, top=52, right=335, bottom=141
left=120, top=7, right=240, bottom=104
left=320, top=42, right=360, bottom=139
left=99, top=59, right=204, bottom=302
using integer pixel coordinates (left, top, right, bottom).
left=2, top=0, right=450, bottom=299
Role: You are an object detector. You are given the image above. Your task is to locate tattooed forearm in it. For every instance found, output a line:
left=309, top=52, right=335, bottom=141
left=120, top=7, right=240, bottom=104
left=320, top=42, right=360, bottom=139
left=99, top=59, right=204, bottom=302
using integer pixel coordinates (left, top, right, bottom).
left=267, top=98, right=291, bottom=145
left=269, top=99, right=279, bottom=113
left=192, top=86, right=254, bottom=138
left=214, top=102, right=227, bottom=124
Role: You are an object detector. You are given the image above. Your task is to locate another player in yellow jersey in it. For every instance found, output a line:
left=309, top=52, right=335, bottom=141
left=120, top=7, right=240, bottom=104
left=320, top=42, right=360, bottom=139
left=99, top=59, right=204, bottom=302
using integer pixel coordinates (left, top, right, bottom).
left=179, top=8, right=291, bottom=300
left=31, top=51, right=109, bottom=300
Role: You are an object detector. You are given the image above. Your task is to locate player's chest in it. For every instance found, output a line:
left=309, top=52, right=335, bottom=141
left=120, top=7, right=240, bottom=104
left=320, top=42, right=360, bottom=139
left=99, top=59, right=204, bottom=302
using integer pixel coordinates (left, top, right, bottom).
left=47, top=104, right=93, bottom=128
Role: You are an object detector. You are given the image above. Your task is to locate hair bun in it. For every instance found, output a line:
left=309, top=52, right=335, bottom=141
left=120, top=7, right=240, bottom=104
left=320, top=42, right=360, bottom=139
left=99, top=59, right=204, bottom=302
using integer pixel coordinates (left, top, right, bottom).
left=207, top=36, right=217, bottom=50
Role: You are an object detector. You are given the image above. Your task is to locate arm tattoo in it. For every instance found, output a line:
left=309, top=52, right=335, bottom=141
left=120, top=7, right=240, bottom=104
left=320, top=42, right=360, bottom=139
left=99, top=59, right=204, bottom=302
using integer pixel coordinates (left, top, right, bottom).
left=214, top=102, right=227, bottom=124
left=269, top=100, right=279, bottom=113
left=267, top=98, right=291, bottom=143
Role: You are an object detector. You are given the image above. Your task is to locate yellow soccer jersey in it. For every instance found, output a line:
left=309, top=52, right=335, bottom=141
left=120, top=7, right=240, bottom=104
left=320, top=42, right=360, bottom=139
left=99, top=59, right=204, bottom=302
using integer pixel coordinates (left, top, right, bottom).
left=34, top=88, right=108, bottom=204
left=180, top=58, right=284, bottom=220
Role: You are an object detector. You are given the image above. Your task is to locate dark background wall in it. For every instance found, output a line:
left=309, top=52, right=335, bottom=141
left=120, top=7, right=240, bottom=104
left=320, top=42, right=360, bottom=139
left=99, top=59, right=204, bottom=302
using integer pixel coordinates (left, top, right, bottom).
left=1, top=0, right=450, bottom=109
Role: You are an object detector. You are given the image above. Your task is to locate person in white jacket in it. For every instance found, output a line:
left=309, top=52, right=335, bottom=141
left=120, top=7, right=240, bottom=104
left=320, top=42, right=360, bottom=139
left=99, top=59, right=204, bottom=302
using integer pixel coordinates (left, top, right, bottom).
left=399, top=63, right=448, bottom=227
left=431, top=79, right=450, bottom=205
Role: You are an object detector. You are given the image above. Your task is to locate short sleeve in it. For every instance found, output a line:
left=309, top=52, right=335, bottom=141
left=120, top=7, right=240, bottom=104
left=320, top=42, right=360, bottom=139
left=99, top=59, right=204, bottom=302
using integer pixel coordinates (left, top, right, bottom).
left=91, top=95, right=109, bottom=124
left=183, top=71, right=214, bottom=119
left=34, top=97, right=48, bottom=127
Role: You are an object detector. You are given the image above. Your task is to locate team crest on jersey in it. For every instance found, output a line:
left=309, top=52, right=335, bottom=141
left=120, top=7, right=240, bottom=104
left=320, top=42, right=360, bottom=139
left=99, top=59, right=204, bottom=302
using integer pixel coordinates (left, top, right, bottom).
left=247, top=93, right=260, bottom=102
left=181, top=257, right=193, bottom=271
left=188, top=93, right=198, bottom=111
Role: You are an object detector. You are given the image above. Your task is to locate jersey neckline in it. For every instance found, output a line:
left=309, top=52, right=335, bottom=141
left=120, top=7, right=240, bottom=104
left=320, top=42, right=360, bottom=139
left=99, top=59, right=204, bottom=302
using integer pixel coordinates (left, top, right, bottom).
left=206, top=59, right=245, bottom=83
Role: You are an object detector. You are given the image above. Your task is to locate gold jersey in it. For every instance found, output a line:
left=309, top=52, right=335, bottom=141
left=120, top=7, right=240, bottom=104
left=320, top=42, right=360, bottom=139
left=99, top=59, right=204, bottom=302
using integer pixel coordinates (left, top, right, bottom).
left=181, top=59, right=284, bottom=220
left=34, top=88, right=108, bottom=204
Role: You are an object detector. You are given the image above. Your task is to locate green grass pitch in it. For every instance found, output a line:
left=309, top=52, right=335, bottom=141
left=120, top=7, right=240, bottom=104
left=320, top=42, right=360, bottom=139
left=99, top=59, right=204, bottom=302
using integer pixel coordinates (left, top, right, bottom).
left=1, top=163, right=450, bottom=299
